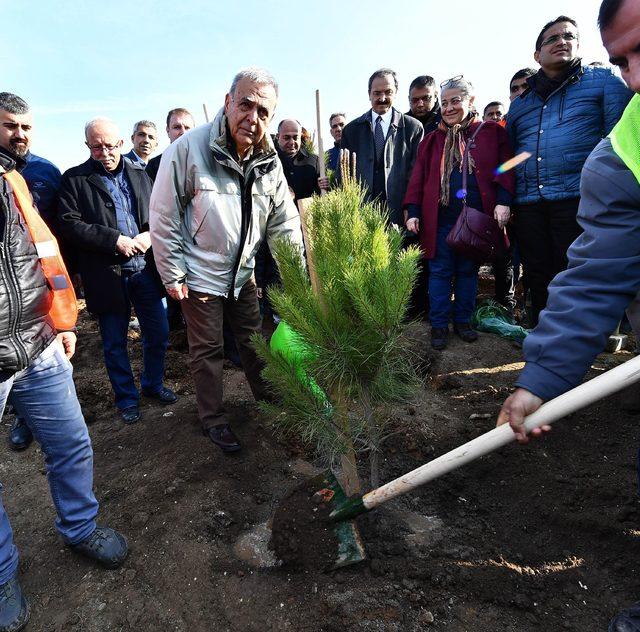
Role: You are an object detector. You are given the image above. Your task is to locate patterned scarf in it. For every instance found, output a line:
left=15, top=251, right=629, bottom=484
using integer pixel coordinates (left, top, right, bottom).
left=438, top=112, right=479, bottom=206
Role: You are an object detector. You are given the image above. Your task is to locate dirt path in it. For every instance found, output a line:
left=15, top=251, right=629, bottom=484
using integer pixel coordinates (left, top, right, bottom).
left=1, top=307, right=639, bottom=631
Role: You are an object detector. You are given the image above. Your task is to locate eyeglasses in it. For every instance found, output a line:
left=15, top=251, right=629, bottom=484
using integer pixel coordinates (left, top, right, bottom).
left=410, top=96, right=435, bottom=105
left=440, top=96, right=465, bottom=108
left=440, top=74, right=463, bottom=88
left=540, top=32, right=578, bottom=48
left=86, top=142, right=121, bottom=153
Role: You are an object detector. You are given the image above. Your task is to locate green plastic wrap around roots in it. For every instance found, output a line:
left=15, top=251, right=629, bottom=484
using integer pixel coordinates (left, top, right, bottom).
left=269, top=320, right=332, bottom=409
left=471, top=299, right=529, bottom=343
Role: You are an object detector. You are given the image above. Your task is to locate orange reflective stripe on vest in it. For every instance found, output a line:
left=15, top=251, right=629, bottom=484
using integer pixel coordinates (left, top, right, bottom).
left=3, top=169, right=77, bottom=330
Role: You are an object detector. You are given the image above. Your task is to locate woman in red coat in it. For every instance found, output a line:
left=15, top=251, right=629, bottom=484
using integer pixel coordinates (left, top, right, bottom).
left=404, top=76, right=514, bottom=350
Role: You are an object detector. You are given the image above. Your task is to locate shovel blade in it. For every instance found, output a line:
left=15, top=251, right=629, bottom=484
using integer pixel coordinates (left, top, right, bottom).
left=320, top=470, right=367, bottom=568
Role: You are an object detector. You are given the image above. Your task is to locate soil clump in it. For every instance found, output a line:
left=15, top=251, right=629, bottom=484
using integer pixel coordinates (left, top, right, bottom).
left=270, top=475, right=339, bottom=570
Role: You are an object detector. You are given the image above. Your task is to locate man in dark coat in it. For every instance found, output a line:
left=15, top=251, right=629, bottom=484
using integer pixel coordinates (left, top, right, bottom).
left=275, top=119, right=328, bottom=200
left=256, top=118, right=328, bottom=318
left=146, top=108, right=195, bottom=183
left=57, top=118, right=176, bottom=424
left=340, top=68, right=423, bottom=226
left=406, top=75, right=441, bottom=134
left=326, top=112, right=346, bottom=172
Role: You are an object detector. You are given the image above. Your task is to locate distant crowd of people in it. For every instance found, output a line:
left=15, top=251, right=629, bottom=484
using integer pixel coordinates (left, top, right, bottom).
left=2, top=1, right=640, bottom=629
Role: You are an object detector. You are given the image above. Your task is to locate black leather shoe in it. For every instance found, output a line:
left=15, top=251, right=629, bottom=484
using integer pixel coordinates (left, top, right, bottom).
left=142, top=387, right=178, bottom=405
left=69, top=526, right=128, bottom=570
left=0, top=576, right=29, bottom=632
left=8, top=418, right=32, bottom=452
left=430, top=327, right=449, bottom=351
left=120, top=406, right=140, bottom=425
left=453, top=323, right=478, bottom=343
left=204, top=424, right=241, bottom=453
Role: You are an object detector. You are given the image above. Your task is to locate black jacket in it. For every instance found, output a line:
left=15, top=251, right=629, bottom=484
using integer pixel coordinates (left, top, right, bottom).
left=0, top=147, right=56, bottom=373
left=405, top=105, right=441, bottom=135
left=276, top=146, right=320, bottom=201
left=57, top=157, right=154, bottom=315
left=146, top=153, right=161, bottom=182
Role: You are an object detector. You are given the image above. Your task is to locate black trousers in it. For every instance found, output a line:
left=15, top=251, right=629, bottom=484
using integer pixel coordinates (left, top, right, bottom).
left=514, top=198, right=582, bottom=327
left=403, top=233, right=430, bottom=319
left=492, top=224, right=516, bottom=310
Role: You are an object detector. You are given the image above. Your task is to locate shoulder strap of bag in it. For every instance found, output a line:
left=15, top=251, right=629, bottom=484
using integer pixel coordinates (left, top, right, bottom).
left=461, top=121, right=486, bottom=198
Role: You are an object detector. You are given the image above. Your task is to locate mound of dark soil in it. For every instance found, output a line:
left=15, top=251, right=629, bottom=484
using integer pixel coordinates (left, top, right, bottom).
left=270, top=475, right=339, bottom=570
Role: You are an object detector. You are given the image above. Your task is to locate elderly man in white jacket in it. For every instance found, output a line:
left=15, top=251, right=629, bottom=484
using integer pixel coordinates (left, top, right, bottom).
left=150, top=67, right=303, bottom=453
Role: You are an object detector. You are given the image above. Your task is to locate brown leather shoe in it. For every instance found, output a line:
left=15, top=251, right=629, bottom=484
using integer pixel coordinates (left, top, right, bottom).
left=204, top=424, right=241, bottom=453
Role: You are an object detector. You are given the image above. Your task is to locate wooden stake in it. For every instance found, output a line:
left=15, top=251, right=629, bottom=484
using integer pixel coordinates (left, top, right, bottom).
left=296, top=198, right=321, bottom=298
left=315, top=90, right=327, bottom=196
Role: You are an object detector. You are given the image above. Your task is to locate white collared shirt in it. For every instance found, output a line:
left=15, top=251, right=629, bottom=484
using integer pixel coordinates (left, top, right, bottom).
left=370, top=109, right=393, bottom=139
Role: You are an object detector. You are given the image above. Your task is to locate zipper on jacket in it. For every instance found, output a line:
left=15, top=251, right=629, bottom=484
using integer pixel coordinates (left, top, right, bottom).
left=559, top=89, right=567, bottom=122
left=228, top=169, right=258, bottom=298
left=0, top=183, right=29, bottom=368
left=535, top=103, right=545, bottom=199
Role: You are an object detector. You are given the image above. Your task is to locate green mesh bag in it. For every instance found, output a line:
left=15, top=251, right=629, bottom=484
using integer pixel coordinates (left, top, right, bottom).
left=471, top=299, right=529, bottom=343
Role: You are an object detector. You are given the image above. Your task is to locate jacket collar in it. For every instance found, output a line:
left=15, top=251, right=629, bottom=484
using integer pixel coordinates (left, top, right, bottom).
left=277, top=144, right=316, bottom=167
left=0, top=146, right=26, bottom=175
left=209, top=108, right=277, bottom=177
left=526, top=62, right=584, bottom=100
left=354, top=107, right=404, bottom=129
left=85, top=156, right=146, bottom=200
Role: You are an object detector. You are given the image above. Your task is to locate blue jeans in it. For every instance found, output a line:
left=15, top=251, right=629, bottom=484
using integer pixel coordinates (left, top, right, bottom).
left=98, top=268, right=169, bottom=410
left=0, top=341, right=98, bottom=584
left=428, top=223, right=480, bottom=328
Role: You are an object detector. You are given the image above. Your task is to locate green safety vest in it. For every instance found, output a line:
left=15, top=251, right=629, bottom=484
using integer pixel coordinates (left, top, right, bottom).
left=610, top=93, right=640, bottom=185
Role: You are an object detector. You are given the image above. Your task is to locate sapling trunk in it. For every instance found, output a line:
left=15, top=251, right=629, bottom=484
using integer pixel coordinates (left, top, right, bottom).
left=361, top=386, right=379, bottom=488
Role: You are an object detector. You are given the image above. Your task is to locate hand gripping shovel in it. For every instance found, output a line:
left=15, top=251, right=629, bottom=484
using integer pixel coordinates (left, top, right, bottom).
left=325, top=354, right=640, bottom=567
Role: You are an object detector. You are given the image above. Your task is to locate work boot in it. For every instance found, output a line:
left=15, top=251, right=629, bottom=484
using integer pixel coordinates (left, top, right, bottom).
left=453, top=323, right=478, bottom=343
left=430, top=327, right=449, bottom=351
left=0, top=577, right=29, bottom=632
left=609, top=601, right=640, bottom=631
left=8, top=418, right=32, bottom=452
left=69, top=526, right=128, bottom=569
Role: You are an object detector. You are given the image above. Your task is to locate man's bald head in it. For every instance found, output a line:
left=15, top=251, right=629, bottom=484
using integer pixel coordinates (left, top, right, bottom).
left=277, top=119, right=302, bottom=157
left=84, top=117, right=123, bottom=171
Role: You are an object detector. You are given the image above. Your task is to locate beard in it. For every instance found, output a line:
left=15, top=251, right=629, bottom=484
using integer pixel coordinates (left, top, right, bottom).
left=10, top=139, right=28, bottom=158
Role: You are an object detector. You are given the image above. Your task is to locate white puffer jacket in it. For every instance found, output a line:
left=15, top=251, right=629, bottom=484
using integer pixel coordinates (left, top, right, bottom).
left=150, top=109, right=303, bottom=297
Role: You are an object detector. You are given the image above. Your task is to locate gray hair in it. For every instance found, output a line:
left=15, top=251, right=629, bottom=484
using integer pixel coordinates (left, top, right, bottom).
left=229, top=67, right=279, bottom=98
left=329, top=112, right=346, bottom=125
left=132, top=119, right=157, bottom=135
left=0, top=92, right=29, bottom=115
left=84, top=117, right=119, bottom=138
left=440, top=77, right=474, bottom=99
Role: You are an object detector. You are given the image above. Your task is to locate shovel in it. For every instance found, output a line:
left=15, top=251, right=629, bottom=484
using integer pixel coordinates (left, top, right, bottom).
left=323, top=353, right=640, bottom=567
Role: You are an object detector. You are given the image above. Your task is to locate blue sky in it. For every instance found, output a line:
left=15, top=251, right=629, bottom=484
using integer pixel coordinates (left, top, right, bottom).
left=3, top=0, right=608, bottom=170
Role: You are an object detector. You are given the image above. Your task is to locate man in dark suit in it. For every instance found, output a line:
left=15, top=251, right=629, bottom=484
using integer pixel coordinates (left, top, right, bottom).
left=340, top=68, right=423, bottom=226
left=57, top=118, right=177, bottom=424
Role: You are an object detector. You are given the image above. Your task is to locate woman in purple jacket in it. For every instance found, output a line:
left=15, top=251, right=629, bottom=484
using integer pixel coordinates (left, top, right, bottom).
left=404, top=76, right=514, bottom=350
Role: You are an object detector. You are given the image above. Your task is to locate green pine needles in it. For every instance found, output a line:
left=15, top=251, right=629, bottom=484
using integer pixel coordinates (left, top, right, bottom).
left=254, top=181, right=422, bottom=488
